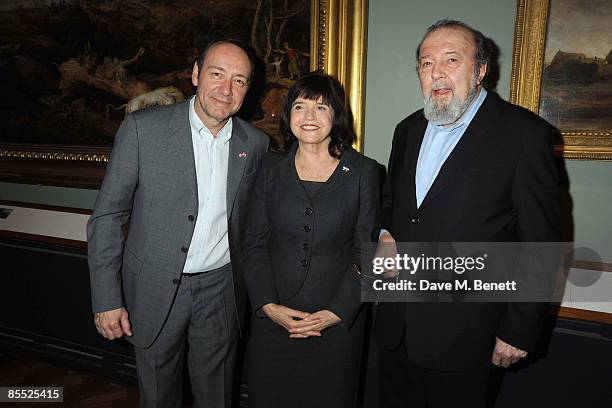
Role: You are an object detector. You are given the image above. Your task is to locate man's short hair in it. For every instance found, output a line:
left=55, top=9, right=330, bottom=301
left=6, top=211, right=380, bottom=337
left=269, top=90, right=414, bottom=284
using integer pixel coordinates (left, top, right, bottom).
left=415, top=19, right=489, bottom=73
left=196, top=38, right=255, bottom=80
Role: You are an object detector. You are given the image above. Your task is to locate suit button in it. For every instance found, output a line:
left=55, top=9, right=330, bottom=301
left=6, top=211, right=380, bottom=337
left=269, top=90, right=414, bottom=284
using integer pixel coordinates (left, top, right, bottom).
left=300, top=260, right=309, bottom=267
left=304, top=207, right=313, bottom=215
left=302, top=243, right=310, bottom=250
left=188, top=215, right=195, bottom=221
left=411, top=217, right=420, bottom=224
left=172, top=278, right=180, bottom=284
left=303, top=225, right=311, bottom=233
left=181, top=246, right=189, bottom=253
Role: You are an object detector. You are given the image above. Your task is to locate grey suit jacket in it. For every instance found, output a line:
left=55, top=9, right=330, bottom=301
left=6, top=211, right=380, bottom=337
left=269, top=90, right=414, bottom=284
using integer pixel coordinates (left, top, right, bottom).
left=87, top=99, right=268, bottom=348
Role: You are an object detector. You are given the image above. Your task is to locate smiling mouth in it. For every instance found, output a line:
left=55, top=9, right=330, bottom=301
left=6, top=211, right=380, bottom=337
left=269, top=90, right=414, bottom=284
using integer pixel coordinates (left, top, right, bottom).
left=300, top=124, right=320, bottom=130
left=210, top=96, right=232, bottom=105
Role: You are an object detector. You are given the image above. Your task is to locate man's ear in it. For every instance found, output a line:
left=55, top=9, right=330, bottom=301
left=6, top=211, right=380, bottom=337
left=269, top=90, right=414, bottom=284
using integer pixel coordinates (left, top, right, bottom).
left=191, top=62, right=200, bottom=87
left=478, top=63, right=488, bottom=85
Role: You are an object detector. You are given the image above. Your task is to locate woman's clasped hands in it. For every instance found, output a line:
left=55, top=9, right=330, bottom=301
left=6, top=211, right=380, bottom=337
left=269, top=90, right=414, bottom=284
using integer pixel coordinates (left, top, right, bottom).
left=261, top=303, right=341, bottom=339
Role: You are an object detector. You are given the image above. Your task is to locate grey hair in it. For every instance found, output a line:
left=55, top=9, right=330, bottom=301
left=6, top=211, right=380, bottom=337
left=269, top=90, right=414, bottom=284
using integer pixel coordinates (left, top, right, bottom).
left=415, top=19, right=489, bottom=74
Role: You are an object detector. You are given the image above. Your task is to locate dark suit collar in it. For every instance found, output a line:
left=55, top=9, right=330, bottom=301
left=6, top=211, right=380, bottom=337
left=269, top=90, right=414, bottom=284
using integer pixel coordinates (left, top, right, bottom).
left=320, top=146, right=360, bottom=196
left=418, top=91, right=501, bottom=210
left=227, top=119, right=250, bottom=217
left=281, top=143, right=311, bottom=203
left=284, top=142, right=361, bottom=203
left=404, top=114, right=428, bottom=212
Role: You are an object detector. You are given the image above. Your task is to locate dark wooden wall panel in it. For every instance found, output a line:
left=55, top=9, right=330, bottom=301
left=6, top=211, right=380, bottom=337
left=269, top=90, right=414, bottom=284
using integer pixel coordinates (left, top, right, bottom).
left=0, top=238, right=135, bottom=382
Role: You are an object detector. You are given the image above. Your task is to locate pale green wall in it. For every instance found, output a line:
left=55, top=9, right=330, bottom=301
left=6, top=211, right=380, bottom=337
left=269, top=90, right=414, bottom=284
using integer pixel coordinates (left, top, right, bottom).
left=0, top=182, right=97, bottom=209
left=564, top=161, right=612, bottom=261
left=1, top=0, right=610, bottom=262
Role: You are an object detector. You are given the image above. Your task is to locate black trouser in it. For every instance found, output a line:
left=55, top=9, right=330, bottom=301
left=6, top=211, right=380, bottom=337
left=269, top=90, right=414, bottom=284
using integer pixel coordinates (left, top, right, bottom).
left=379, top=337, right=489, bottom=408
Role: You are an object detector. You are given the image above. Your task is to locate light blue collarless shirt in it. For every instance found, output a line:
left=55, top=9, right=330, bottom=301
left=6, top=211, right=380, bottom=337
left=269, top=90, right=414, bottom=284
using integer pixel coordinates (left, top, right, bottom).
left=183, top=96, right=233, bottom=273
left=415, top=88, right=487, bottom=208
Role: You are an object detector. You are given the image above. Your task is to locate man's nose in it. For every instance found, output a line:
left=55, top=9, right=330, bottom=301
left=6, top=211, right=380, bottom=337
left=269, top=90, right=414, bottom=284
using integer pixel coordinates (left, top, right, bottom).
left=431, top=63, right=445, bottom=80
left=219, top=79, right=232, bottom=96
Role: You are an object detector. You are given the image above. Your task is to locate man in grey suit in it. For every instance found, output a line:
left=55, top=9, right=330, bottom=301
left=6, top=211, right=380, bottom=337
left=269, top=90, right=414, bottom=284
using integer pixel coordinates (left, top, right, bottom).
left=87, top=39, right=269, bottom=407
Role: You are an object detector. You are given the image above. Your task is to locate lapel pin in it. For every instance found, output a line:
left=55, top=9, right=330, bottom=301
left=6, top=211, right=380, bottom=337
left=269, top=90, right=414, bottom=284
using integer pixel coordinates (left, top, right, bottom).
left=342, top=166, right=350, bottom=172
left=239, top=152, right=247, bottom=158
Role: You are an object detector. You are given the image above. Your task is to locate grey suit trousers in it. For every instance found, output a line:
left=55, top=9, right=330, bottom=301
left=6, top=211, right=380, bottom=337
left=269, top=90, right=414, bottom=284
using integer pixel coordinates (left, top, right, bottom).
left=134, top=263, right=238, bottom=408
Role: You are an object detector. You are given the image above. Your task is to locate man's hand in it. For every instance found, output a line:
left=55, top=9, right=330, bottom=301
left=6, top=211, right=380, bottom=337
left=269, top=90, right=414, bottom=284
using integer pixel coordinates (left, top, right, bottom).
left=375, top=231, right=399, bottom=278
left=261, top=303, right=322, bottom=338
left=94, top=307, right=132, bottom=340
left=492, top=337, right=528, bottom=368
left=289, top=309, right=341, bottom=339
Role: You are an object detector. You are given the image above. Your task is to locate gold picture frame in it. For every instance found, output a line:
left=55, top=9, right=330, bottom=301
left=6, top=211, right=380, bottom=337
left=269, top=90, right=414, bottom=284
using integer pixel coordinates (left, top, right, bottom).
left=509, top=0, right=612, bottom=161
left=0, top=0, right=368, bottom=188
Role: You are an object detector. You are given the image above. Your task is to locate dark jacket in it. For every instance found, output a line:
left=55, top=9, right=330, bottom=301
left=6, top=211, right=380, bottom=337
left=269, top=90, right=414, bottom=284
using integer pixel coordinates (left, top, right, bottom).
left=243, top=144, right=380, bottom=326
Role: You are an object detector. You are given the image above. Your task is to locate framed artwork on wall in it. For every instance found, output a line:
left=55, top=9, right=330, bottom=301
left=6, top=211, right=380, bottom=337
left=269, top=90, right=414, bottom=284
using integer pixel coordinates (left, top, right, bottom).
left=0, top=0, right=367, bottom=188
left=510, top=0, right=612, bottom=160
left=511, top=0, right=612, bottom=324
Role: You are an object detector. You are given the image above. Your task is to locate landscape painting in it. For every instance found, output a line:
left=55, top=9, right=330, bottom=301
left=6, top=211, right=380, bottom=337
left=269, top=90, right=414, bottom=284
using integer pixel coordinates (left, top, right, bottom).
left=539, top=0, right=612, bottom=131
left=0, top=0, right=310, bottom=150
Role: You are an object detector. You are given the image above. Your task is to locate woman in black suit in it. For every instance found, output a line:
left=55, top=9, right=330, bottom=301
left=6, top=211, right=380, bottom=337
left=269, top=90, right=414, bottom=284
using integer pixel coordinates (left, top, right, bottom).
left=243, top=73, right=379, bottom=408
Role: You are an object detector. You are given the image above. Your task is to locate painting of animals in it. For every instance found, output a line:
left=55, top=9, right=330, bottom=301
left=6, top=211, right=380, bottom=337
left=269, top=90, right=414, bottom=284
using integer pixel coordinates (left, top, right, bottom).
left=0, top=0, right=311, bottom=149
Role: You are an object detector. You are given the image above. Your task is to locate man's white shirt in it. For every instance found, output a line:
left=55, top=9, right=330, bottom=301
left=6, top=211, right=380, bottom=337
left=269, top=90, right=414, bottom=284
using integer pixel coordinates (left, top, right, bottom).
left=183, top=96, right=232, bottom=273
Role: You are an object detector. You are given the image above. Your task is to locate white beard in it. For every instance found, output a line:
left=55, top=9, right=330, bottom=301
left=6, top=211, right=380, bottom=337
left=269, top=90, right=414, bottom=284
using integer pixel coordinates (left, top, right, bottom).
left=423, top=74, right=479, bottom=126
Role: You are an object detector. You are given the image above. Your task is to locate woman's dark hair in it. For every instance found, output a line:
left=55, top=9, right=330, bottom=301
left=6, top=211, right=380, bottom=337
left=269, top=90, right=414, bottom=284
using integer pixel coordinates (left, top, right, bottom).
left=279, top=72, right=355, bottom=158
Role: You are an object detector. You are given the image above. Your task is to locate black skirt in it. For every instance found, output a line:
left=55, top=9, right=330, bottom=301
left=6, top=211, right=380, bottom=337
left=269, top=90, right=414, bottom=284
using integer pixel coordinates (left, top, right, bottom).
left=248, top=309, right=365, bottom=408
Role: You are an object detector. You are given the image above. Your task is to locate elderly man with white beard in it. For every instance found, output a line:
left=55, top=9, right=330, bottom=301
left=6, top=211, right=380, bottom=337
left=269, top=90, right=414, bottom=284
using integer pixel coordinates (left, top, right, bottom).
left=374, top=20, right=560, bottom=408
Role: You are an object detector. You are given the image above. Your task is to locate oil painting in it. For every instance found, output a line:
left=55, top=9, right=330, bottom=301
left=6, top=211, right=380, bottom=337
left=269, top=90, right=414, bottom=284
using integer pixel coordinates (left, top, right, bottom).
left=0, top=0, right=310, bottom=150
left=0, top=0, right=368, bottom=186
left=510, top=0, right=612, bottom=160
left=539, top=0, right=612, bottom=131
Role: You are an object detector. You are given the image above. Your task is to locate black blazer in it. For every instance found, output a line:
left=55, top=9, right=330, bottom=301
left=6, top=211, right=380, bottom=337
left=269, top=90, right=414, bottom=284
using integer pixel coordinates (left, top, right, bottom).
left=374, top=92, right=561, bottom=369
left=243, top=144, right=379, bottom=326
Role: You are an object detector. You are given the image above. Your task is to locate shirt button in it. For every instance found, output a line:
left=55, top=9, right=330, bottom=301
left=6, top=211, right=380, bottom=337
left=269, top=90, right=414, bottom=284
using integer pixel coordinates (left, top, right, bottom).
left=172, top=278, right=180, bottom=284
left=304, top=207, right=313, bottom=215
left=411, top=217, right=420, bottom=224
left=303, top=225, right=311, bottom=233
left=181, top=246, right=189, bottom=253
left=302, top=243, right=310, bottom=250
left=300, top=260, right=309, bottom=267
left=188, top=215, right=195, bottom=221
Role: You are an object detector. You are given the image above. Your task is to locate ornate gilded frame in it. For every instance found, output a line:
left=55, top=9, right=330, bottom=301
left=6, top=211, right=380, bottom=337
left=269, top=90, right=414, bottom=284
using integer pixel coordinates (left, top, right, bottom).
left=509, top=0, right=612, bottom=161
left=0, top=0, right=368, bottom=188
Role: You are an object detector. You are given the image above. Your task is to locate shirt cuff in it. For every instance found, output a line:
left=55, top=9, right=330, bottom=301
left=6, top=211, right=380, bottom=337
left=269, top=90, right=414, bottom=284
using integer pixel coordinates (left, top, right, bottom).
left=379, top=229, right=391, bottom=239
